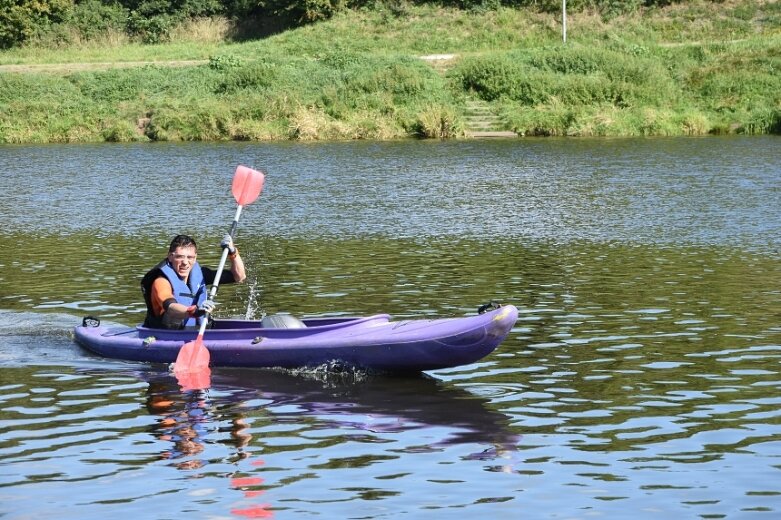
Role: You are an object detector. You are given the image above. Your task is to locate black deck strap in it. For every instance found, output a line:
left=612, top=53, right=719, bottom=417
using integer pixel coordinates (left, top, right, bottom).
left=82, top=316, right=101, bottom=327
left=477, top=301, right=502, bottom=314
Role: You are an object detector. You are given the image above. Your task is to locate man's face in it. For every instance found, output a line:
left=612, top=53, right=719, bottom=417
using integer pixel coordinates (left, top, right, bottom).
left=168, top=246, right=197, bottom=280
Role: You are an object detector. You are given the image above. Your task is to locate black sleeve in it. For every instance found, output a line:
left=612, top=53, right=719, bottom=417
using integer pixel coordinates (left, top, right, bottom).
left=202, top=266, right=236, bottom=286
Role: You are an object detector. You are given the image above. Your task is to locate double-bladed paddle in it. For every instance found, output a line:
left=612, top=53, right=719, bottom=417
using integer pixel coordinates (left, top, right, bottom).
left=174, top=165, right=265, bottom=389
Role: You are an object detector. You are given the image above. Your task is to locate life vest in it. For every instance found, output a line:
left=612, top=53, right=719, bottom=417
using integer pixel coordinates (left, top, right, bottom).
left=141, top=259, right=207, bottom=329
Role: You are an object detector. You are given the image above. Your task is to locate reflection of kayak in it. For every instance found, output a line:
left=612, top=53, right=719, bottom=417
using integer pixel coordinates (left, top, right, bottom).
left=148, top=367, right=522, bottom=450
left=74, top=305, right=518, bottom=371
left=129, top=366, right=522, bottom=465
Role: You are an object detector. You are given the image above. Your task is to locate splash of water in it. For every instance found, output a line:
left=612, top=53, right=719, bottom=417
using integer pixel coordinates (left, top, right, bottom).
left=284, top=362, right=375, bottom=386
left=243, top=278, right=264, bottom=320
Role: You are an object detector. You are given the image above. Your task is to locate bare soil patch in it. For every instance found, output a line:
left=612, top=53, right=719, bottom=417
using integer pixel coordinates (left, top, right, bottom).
left=0, top=60, right=207, bottom=74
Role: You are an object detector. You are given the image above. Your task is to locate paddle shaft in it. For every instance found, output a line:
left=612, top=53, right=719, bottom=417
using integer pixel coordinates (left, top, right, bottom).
left=174, top=165, right=264, bottom=388
left=194, top=204, right=245, bottom=339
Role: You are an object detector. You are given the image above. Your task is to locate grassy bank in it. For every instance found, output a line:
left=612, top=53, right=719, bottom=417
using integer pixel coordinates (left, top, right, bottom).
left=1, top=1, right=780, bottom=143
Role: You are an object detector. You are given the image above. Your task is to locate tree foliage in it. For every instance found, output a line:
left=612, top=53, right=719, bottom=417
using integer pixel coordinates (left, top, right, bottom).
left=0, top=0, right=73, bottom=48
left=0, top=0, right=693, bottom=49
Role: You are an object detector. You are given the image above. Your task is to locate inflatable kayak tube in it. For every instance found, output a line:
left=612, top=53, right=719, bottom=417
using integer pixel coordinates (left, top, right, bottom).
left=74, top=304, right=518, bottom=372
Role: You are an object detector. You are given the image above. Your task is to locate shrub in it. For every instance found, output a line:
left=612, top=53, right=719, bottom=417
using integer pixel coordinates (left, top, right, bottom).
left=145, top=100, right=232, bottom=140
left=127, top=13, right=177, bottom=44
left=102, top=119, right=143, bottom=142
left=208, top=53, right=244, bottom=70
left=345, top=60, right=430, bottom=97
left=0, top=0, right=72, bottom=48
left=68, top=0, right=128, bottom=41
left=27, top=0, right=129, bottom=47
left=412, top=105, right=463, bottom=138
left=739, top=107, right=781, bottom=135
left=504, top=103, right=574, bottom=136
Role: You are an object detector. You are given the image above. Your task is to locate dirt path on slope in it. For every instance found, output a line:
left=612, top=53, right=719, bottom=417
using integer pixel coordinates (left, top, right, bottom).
left=1, top=54, right=463, bottom=74
left=0, top=59, right=207, bottom=74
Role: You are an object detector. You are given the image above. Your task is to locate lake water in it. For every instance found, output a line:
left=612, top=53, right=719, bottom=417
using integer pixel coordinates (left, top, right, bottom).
left=1, top=136, right=780, bottom=519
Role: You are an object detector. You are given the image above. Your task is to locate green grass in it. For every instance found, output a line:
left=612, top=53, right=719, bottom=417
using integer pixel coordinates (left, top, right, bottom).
left=0, top=2, right=779, bottom=143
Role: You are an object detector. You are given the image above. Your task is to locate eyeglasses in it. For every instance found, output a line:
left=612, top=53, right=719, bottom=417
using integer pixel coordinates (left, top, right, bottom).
left=171, top=254, right=196, bottom=262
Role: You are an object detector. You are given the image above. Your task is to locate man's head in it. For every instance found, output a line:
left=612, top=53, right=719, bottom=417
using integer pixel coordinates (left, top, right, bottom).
left=167, top=234, right=198, bottom=280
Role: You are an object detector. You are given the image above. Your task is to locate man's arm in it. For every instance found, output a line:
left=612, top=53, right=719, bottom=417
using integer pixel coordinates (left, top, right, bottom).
left=229, top=251, right=246, bottom=283
left=151, top=277, right=194, bottom=321
left=203, top=253, right=246, bottom=286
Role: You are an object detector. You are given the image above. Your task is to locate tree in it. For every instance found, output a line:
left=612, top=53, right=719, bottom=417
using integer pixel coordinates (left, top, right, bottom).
left=0, top=0, right=73, bottom=48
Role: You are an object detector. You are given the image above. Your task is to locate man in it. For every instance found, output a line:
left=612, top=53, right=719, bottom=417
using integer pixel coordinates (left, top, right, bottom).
left=141, top=234, right=246, bottom=329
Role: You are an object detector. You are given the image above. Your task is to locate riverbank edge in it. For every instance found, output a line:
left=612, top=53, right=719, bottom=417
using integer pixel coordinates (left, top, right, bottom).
left=2, top=4, right=780, bottom=143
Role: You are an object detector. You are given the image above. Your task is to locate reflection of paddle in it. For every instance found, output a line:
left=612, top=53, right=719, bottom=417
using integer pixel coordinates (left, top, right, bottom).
left=174, top=166, right=265, bottom=390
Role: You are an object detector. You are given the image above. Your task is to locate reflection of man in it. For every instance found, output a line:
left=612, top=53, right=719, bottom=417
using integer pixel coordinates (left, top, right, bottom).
left=146, top=383, right=208, bottom=469
left=231, top=418, right=252, bottom=460
left=143, top=378, right=271, bottom=515
left=145, top=379, right=254, bottom=469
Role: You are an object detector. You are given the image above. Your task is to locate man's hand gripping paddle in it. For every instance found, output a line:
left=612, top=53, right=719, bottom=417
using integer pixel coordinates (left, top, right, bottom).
left=174, top=165, right=265, bottom=390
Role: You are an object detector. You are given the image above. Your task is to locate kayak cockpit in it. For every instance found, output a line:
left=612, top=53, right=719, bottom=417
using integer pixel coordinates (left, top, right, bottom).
left=135, top=313, right=392, bottom=341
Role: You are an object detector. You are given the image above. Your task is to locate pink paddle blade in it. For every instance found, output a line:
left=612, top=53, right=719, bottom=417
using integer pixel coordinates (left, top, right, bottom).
left=232, top=165, right=265, bottom=206
left=175, top=366, right=212, bottom=392
left=174, top=337, right=210, bottom=371
left=174, top=338, right=211, bottom=391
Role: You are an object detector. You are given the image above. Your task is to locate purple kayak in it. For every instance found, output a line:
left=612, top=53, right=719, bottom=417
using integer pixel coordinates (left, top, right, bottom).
left=74, top=304, right=518, bottom=371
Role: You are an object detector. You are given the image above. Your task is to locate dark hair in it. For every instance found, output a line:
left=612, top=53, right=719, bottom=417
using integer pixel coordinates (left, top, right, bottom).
left=168, top=234, right=197, bottom=253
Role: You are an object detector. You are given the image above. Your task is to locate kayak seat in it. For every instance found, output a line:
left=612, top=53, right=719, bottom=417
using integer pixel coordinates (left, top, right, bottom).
left=261, top=314, right=307, bottom=329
